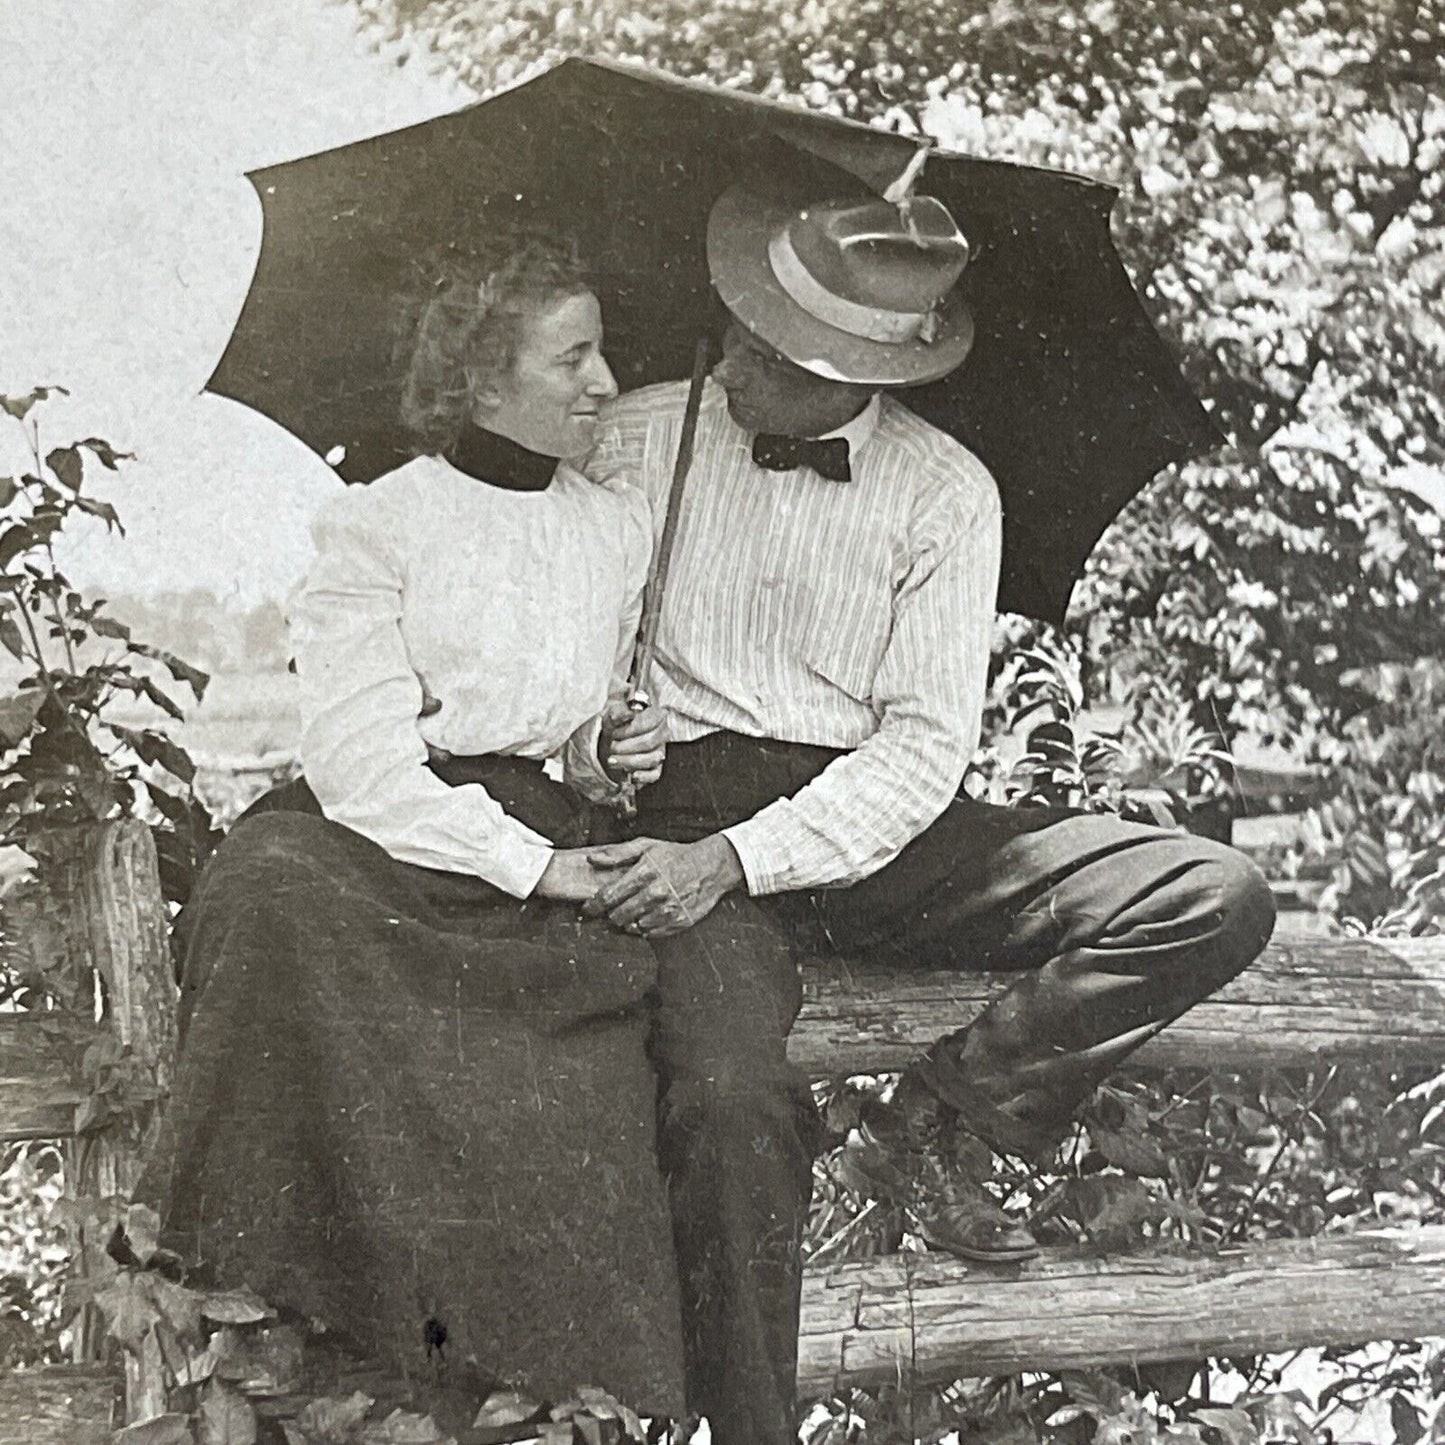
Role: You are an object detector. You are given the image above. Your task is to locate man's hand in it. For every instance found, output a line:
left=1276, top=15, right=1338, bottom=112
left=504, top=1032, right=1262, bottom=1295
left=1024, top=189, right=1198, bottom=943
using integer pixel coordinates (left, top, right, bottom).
left=583, top=834, right=745, bottom=936
left=599, top=699, right=667, bottom=788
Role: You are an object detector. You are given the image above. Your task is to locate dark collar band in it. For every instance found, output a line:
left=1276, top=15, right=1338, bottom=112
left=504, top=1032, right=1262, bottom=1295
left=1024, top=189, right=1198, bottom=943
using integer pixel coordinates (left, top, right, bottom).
left=445, top=422, right=559, bottom=492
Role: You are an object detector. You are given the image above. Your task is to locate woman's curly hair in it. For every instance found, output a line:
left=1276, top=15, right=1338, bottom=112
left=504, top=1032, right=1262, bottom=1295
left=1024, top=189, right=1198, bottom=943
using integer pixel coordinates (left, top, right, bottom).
left=398, top=235, right=592, bottom=453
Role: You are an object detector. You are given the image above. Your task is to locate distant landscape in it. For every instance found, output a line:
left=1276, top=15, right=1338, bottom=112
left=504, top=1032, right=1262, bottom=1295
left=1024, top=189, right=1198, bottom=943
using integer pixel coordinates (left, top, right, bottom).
left=102, top=590, right=300, bottom=779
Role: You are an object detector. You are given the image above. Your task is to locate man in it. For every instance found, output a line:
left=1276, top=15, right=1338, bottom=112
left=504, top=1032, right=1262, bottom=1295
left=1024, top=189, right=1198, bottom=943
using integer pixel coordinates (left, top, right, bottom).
left=585, top=180, right=1276, bottom=1445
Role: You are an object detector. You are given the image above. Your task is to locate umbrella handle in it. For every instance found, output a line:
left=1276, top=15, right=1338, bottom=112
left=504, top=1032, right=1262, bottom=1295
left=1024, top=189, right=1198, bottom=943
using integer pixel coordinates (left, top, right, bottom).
left=611, top=691, right=650, bottom=821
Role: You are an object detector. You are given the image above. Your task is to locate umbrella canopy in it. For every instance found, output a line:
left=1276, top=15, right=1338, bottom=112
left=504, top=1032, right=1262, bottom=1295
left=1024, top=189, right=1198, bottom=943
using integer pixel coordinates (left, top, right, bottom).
left=209, top=57, right=1219, bottom=624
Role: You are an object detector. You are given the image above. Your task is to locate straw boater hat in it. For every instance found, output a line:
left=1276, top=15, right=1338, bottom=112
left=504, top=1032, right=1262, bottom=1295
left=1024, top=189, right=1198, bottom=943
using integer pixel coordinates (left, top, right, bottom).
left=706, top=154, right=974, bottom=387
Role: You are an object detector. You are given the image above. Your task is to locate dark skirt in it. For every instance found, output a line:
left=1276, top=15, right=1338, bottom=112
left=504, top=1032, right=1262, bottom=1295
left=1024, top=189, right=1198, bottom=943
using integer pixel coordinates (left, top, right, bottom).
left=135, top=759, right=686, bottom=1416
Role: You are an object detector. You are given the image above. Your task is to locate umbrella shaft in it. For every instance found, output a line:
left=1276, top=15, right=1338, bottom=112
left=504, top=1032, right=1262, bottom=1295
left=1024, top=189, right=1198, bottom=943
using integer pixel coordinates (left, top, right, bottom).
left=626, top=335, right=711, bottom=705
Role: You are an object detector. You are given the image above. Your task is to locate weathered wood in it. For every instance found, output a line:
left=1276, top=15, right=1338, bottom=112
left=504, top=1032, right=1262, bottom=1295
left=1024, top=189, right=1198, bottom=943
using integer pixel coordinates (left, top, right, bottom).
left=0, top=1015, right=96, bottom=1141
left=71, top=820, right=175, bottom=1411
left=791, top=934, right=1445, bottom=1075
left=0, top=1365, right=116, bottom=1444
left=5, top=934, right=1445, bottom=1146
left=9, top=820, right=178, bottom=1387
left=797, top=1225, right=1445, bottom=1395
left=16, top=1232, right=1437, bottom=1417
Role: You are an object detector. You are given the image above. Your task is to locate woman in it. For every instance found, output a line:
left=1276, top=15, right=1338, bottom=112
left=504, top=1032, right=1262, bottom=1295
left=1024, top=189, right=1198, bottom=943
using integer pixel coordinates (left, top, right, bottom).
left=136, top=237, right=686, bottom=1418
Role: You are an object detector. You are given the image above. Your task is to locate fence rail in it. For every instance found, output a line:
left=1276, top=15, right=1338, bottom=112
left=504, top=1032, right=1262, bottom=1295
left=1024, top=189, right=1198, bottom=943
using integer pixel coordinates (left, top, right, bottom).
left=7, top=937, right=1445, bottom=1146
left=3, top=821, right=1443, bottom=1434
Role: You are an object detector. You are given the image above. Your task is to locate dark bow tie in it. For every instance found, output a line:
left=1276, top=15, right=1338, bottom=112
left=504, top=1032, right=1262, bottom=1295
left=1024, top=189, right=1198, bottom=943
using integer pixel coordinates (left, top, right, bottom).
left=751, top=432, right=852, bottom=483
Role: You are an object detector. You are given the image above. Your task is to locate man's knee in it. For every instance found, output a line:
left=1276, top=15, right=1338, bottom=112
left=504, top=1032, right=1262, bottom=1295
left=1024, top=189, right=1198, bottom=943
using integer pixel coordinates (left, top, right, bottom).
left=1184, top=837, right=1277, bottom=976
left=1215, top=843, right=1276, bottom=951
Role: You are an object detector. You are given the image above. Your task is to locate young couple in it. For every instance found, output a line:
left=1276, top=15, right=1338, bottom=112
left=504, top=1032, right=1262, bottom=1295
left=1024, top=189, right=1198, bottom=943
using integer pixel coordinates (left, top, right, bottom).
left=141, top=183, right=1274, bottom=1445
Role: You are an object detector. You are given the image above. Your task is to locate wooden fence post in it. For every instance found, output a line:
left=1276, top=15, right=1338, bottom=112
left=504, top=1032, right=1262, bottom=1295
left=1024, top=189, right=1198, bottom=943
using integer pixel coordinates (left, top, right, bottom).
left=18, top=818, right=176, bottom=1411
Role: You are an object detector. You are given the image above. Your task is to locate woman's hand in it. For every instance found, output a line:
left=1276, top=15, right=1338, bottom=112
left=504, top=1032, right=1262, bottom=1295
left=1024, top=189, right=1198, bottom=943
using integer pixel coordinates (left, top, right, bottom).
left=533, top=848, right=605, bottom=903
left=599, top=699, right=667, bottom=788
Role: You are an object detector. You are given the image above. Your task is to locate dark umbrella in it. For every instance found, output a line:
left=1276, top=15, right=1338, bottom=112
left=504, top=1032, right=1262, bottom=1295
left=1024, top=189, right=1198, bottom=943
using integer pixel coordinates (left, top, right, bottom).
left=208, top=56, right=1219, bottom=625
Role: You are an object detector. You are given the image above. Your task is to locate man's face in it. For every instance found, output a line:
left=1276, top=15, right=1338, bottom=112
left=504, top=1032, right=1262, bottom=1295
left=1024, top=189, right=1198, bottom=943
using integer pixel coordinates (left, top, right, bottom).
left=713, top=320, right=874, bottom=438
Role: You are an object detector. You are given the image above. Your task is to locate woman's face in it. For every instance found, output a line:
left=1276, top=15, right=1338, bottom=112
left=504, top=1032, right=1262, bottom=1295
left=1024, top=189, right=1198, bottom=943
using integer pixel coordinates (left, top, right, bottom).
left=475, top=290, right=618, bottom=460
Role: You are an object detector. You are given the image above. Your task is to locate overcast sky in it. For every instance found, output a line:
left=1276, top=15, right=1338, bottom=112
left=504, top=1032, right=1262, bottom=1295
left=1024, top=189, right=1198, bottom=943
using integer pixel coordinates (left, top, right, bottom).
left=0, top=0, right=472, bottom=605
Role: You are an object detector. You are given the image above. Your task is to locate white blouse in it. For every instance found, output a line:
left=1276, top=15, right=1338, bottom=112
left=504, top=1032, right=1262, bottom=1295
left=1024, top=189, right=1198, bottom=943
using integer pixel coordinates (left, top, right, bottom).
left=287, top=455, right=651, bottom=898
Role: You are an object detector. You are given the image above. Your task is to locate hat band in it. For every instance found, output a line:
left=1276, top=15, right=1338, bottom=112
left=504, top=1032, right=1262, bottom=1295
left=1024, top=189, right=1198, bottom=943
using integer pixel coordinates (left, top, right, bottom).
left=767, top=231, right=928, bottom=345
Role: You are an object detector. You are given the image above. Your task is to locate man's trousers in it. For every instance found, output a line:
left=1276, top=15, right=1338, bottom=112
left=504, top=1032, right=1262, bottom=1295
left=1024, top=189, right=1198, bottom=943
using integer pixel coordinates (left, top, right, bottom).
left=631, top=731, right=1277, bottom=1445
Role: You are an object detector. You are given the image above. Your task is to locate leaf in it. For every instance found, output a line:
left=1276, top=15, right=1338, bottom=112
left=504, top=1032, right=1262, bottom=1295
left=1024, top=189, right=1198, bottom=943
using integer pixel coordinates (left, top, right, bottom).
left=112, top=1415, right=192, bottom=1445
left=0, top=477, right=19, bottom=507
left=199, top=1378, right=259, bottom=1445
left=171, top=1328, right=228, bottom=1387
left=0, top=615, right=23, bottom=659
left=296, top=1391, right=376, bottom=1440
left=148, top=1273, right=203, bottom=1345
left=0, top=843, right=37, bottom=903
left=1390, top=1393, right=1424, bottom=1445
left=90, top=613, right=132, bottom=641
left=0, top=522, right=38, bottom=570
left=358, top=1408, right=452, bottom=1444
left=0, top=691, right=44, bottom=748
left=74, top=494, right=125, bottom=533
left=111, top=723, right=197, bottom=784
left=79, top=435, right=128, bottom=469
left=44, top=446, right=83, bottom=491
left=28, top=508, right=63, bottom=547
left=1094, top=1125, right=1171, bottom=1178
left=129, top=640, right=210, bottom=701
left=1061, top=1369, right=1130, bottom=1419
left=138, top=674, right=187, bottom=721
left=223, top=1323, right=304, bottom=1395
left=1193, top=1406, right=1261, bottom=1445
left=201, top=1285, right=276, bottom=1325
left=122, top=1202, right=163, bottom=1262
left=147, top=780, right=194, bottom=828
left=0, top=385, right=68, bottom=420
left=94, top=1270, right=161, bottom=1349
left=1162, top=1428, right=1207, bottom=1445
left=473, top=1389, right=543, bottom=1429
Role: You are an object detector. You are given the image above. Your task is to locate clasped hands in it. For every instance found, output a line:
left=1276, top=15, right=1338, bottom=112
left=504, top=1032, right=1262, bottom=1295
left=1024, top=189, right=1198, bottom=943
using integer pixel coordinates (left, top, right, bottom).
left=533, top=699, right=744, bottom=935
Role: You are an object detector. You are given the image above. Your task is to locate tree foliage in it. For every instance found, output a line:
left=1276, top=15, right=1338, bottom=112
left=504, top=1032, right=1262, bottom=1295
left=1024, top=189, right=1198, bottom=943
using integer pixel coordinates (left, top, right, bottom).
left=355, top=0, right=1445, bottom=933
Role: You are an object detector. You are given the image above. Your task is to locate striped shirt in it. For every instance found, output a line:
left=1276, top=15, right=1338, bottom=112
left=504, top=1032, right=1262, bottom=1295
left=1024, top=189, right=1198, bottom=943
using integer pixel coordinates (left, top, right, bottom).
left=587, top=379, right=1002, bottom=895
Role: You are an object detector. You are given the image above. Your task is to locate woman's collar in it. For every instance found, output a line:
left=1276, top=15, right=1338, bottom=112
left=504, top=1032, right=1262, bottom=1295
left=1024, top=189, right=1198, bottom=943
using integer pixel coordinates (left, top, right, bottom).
left=445, top=422, right=559, bottom=492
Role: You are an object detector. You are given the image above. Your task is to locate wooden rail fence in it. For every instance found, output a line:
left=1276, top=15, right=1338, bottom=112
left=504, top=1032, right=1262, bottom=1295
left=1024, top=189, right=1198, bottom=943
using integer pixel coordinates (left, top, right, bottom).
left=2, top=819, right=1443, bottom=1435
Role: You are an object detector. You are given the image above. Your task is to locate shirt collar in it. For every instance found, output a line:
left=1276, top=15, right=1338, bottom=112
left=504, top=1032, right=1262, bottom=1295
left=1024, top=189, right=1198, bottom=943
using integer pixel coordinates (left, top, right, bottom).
left=820, top=393, right=881, bottom=457
left=445, top=421, right=559, bottom=492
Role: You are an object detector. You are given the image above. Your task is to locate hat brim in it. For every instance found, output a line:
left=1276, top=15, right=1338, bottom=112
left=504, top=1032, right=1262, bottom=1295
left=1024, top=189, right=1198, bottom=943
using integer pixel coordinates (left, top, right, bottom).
left=707, top=185, right=974, bottom=387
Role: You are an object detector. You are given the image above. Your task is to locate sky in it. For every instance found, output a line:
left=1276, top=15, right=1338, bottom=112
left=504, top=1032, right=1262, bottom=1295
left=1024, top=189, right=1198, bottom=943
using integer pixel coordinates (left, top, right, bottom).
left=0, top=0, right=473, bottom=606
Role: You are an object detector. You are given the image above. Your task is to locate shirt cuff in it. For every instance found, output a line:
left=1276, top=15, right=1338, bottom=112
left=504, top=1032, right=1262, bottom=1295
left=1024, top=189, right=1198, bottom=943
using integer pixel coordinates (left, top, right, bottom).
left=720, top=817, right=788, bottom=897
left=490, top=830, right=555, bottom=900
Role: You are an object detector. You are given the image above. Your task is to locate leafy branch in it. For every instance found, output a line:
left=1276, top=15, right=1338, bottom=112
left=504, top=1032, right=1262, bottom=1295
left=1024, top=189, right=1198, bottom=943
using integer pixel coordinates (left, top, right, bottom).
left=0, top=388, right=219, bottom=1005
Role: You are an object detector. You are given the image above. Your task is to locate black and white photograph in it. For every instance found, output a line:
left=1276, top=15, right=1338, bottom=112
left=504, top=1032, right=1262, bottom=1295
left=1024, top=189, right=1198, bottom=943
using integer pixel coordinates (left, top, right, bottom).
left=2, top=2, right=1443, bottom=1442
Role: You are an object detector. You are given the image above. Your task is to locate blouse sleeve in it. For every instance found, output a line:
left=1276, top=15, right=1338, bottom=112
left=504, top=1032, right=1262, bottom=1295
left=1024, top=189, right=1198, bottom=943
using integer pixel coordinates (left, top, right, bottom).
left=288, top=484, right=554, bottom=898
